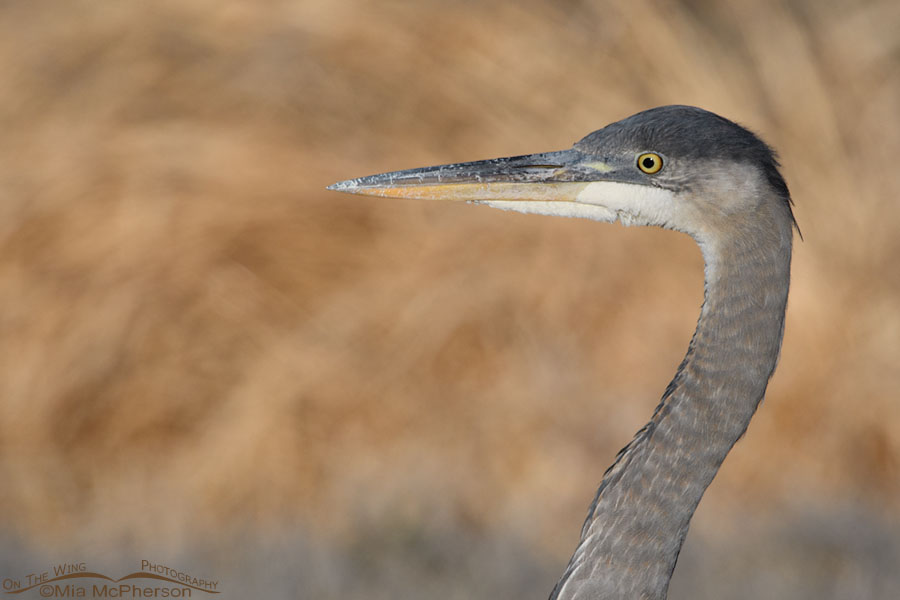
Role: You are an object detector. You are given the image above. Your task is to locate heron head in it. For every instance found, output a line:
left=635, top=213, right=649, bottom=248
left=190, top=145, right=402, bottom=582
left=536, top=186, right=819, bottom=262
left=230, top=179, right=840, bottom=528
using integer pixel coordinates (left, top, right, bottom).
left=328, top=105, right=796, bottom=247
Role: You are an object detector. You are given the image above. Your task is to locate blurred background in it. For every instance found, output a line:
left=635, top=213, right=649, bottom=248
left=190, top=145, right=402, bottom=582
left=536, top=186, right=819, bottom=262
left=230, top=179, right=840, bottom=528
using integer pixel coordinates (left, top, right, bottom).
left=1, top=0, right=898, bottom=598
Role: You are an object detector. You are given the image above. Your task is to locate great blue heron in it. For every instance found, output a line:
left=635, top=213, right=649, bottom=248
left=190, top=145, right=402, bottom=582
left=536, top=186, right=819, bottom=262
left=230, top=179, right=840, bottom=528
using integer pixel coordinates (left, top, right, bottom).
left=328, top=105, right=796, bottom=599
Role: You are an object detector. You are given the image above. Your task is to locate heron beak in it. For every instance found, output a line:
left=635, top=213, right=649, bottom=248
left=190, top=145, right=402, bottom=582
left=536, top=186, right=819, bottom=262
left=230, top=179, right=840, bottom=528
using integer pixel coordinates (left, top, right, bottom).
left=327, top=149, right=598, bottom=203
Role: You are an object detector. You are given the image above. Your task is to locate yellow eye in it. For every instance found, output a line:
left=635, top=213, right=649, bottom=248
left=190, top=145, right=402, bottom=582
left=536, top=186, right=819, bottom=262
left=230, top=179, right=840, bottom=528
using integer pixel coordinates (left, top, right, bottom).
left=637, top=152, right=663, bottom=174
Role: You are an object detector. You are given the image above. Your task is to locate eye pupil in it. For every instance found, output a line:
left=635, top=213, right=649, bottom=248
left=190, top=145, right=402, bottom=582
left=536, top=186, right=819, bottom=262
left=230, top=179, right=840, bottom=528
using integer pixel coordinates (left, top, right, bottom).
left=642, top=157, right=654, bottom=168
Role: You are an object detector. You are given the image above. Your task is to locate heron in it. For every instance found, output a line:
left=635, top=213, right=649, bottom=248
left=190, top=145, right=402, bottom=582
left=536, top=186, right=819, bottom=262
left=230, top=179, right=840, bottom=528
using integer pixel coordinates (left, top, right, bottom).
left=327, top=105, right=796, bottom=599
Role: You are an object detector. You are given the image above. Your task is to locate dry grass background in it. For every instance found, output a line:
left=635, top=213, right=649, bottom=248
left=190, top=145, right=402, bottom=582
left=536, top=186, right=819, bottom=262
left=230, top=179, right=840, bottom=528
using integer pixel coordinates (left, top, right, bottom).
left=0, top=0, right=899, bottom=598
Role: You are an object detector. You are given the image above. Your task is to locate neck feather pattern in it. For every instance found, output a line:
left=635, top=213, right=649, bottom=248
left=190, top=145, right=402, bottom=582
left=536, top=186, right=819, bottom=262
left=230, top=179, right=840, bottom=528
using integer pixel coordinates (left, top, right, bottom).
left=550, top=217, right=793, bottom=600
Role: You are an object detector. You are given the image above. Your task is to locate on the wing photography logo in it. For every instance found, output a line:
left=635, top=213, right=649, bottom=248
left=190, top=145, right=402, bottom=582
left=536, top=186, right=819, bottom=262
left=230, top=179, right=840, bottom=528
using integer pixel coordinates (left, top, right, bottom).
left=2, top=560, right=219, bottom=598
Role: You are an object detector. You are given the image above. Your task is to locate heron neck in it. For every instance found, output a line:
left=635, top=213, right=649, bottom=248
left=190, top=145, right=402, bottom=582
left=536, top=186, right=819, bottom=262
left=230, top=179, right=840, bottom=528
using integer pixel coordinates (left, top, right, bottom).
left=551, top=221, right=792, bottom=600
